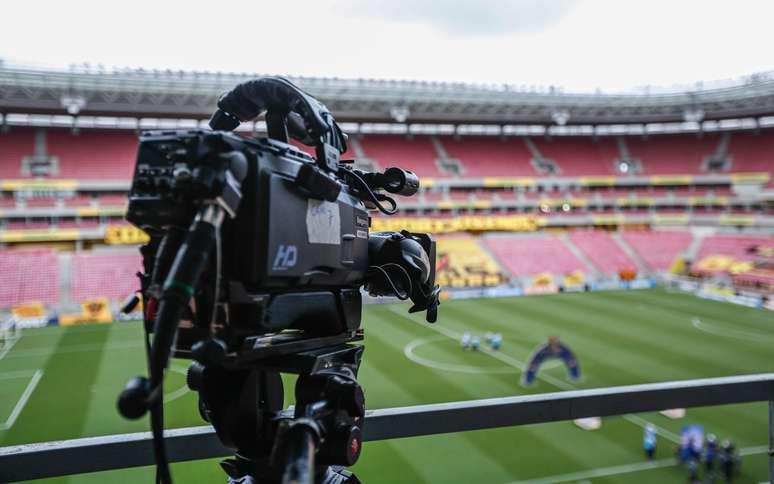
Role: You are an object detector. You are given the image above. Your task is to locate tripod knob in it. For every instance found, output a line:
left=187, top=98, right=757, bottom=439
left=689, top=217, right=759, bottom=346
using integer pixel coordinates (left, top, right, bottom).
left=324, top=424, right=362, bottom=466
left=192, top=337, right=227, bottom=366
left=117, top=376, right=151, bottom=419
left=186, top=361, right=206, bottom=391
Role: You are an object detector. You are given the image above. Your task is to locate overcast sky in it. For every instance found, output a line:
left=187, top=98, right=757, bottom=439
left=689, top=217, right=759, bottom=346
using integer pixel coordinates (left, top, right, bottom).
left=2, top=0, right=773, bottom=92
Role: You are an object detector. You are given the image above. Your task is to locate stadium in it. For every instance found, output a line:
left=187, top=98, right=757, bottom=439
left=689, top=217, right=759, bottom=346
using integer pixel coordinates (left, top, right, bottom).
left=1, top=28, right=774, bottom=484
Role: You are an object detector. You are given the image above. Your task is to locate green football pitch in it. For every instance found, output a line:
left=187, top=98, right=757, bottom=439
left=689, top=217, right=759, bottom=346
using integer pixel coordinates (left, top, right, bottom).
left=1, top=288, right=773, bottom=483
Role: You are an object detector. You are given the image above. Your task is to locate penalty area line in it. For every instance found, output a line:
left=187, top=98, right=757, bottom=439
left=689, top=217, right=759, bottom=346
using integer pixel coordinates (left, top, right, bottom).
left=1, top=369, right=43, bottom=430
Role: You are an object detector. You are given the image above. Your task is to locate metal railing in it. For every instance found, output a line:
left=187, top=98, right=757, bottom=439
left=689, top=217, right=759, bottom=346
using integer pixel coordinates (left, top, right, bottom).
left=1, top=373, right=773, bottom=482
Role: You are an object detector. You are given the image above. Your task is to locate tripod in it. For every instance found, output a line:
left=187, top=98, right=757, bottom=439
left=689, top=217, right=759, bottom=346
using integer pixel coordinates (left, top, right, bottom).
left=186, top=342, right=366, bottom=484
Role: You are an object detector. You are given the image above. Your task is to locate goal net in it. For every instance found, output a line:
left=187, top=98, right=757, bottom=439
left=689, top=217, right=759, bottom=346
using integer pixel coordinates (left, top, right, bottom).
left=0, top=316, right=22, bottom=351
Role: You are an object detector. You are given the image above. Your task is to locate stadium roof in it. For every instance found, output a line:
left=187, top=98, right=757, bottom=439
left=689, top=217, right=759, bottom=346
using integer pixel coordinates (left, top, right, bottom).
left=2, top=63, right=774, bottom=126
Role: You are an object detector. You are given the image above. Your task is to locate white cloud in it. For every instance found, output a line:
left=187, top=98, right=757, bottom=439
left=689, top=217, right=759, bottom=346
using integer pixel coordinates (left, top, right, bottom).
left=0, top=0, right=772, bottom=92
left=338, top=0, right=577, bottom=36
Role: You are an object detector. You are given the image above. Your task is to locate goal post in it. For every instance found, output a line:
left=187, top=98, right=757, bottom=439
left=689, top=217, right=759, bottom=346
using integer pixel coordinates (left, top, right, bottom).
left=0, top=316, right=22, bottom=351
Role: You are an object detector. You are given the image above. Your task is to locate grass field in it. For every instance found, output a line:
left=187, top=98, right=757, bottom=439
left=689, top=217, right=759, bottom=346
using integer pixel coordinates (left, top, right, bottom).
left=1, top=287, right=773, bottom=483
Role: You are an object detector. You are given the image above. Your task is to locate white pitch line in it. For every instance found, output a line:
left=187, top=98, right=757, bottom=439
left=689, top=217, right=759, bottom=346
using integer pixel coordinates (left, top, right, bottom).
left=0, top=335, right=21, bottom=361
left=404, top=336, right=516, bottom=374
left=691, top=317, right=774, bottom=343
left=388, top=307, right=681, bottom=443
left=510, top=445, right=770, bottom=484
left=1, top=369, right=43, bottom=430
left=164, top=366, right=191, bottom=404
left=2, top=340, right=144, bottom=359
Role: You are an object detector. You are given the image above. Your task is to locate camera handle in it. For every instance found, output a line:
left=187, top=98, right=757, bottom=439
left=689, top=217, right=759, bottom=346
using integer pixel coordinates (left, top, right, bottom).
left=209, top=76, right=347, bottom=173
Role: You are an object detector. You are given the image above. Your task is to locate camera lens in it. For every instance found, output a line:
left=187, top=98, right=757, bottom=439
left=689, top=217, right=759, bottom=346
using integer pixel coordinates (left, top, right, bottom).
left=383, top=167, right=419, bottom=196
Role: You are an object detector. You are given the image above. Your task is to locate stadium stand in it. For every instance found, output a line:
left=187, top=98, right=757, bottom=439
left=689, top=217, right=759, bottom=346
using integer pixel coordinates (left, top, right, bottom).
left=435, top=237, right=506, bottom=287
left=0, top=128, right=36, bottom=178
left=1, top=128, right=772, bottom=182
left=697, top=234, right=774, bottom=261
left=441, top=136, right=535, bottom=177
left=485, top=234, right=590, bottom=277
left=358, top=135, right=446, bottom=178
left=0, top=128, right=136, bottom=179
left=626, top=133, right=722, bottom=175
left=621, top=230, right=693, bottom=271
left=47, top=129, right=136, bottom=179
left=530, top=137, right=621, bottom=176
left=71, top=251, right=141, bottom=302
left=567, top=231, right=637, bottom=274
left=726, top=130, right=774, bottom=173
left=0, top=249, right=59, bottom=307
left=694, top=234, right=774, bottom=275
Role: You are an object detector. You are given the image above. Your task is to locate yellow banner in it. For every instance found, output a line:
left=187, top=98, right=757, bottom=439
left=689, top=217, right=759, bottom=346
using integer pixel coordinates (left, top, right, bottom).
left=579, top=176, right=615, bottom=187
left=719, top=215, right=755, bottom=226
left=12, top=303, right=47, bottom=319
left=482, top=177, right=535, bottom=188
left=0, top=179, right=80, bottom=191
left=654, top=214, right=690, bottom=225
left=730, top=172, right=770, bottom=184
left=591, top=215, right=625, bottom=225
left=616, top=198, right=654, bottom=207
left=104, top=225, right=150, bottom=245
left=689, top=197, right=728, bottom=206
left=77, top=206, right=127, bottom=217
left=650, top=175, right=692, bottom=185
left=371, top=215, right=541, bottom=234
left=0, top=229, right=81, bottom=242
left=60, top=298, right=113, bottom=326
left=538, top=198, right=588, bottom=208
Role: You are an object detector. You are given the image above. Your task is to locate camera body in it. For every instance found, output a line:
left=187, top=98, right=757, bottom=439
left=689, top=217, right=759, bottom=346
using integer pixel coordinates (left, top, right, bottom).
left=127, top=127, right=437, bottom=365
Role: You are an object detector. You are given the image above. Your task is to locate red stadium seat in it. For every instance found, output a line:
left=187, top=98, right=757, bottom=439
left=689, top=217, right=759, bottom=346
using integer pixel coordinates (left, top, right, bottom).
left=442, top=136, right=536, bottom=177
left=568, top=231, right=637, bottom=274
left=531, top=137, right=620, bottom=176
left=0, top=128, right=35, bottom=178
left=47, top=129, right=136, bottom=179
left=485, top=235, right=591, bottom=277
left=358, top=135, right=446, bottom=178
left=71, top=251, right=142, bottom=302
left=621, top=230, right=693, bottom=271
left=626, top=134, right=720, bottom=175
left=0, top=249, right=59, bottom=306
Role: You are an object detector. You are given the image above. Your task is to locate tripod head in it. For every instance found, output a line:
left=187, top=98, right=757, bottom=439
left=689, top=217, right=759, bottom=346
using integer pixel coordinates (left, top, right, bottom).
left=188, top=345, right=365, bottom=484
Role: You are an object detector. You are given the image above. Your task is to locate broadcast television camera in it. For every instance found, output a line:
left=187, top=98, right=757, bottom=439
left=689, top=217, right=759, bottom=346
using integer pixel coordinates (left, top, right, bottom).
left=117, top=77, right=440, bottom=484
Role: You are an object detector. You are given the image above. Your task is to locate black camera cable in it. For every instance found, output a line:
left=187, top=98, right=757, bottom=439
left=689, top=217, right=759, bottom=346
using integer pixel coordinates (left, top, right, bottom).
left=342, top=169, right=398, bottom=215
left=366, top=263, right=412, bottom=300
left=150, top=204, right=225, bottom=484
left=118, top=205, right=225, bottom=484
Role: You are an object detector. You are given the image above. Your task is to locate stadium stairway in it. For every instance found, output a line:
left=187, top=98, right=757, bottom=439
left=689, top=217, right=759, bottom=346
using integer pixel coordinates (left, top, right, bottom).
left=58, top=251, right=72, bottom=306
left=430, top=136, right=464, bottom=175
left=348, top=137, right=380, bottom=172
left=610, top=232, right=649, bottom=274
left=476, top=235, right=514, bottom=281
left=684, top=228, right=711, bottom=262
left=559, top=233, right=602, bottom=277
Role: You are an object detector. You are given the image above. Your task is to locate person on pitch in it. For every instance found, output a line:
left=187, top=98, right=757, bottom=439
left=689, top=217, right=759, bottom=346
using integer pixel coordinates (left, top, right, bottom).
left=643, top=423, right=657, bottom=459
